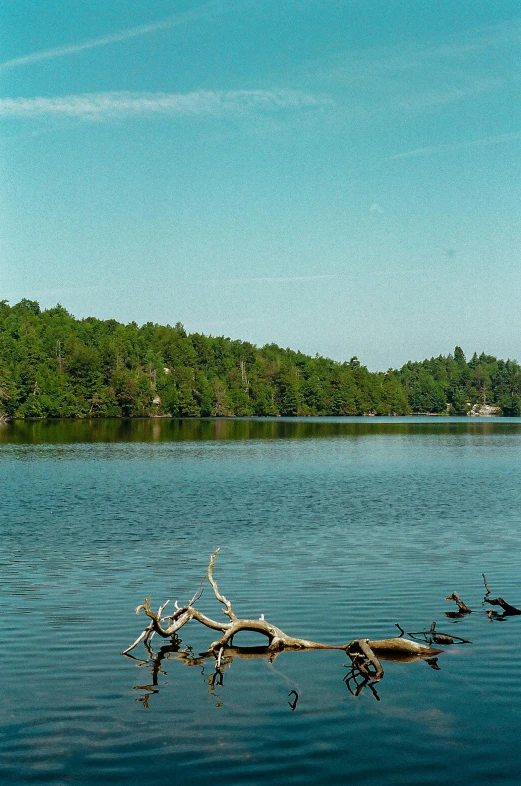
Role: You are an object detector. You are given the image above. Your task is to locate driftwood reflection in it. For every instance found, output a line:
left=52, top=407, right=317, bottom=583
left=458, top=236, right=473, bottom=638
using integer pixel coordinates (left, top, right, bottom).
left=288, top=690, right=299, bottom=711
left=124, top=635, right=444, bottom=709
left=124, top=639, right=307, bottom=709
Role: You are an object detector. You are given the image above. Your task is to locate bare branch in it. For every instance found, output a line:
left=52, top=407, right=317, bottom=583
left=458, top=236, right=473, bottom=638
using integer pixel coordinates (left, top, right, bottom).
left=158, top=600, right=170, bottom=617
left=207, top=548, right=236, bottom=620
left=482, top=573, right=491, bottom=596
left=354, top=639, right=384, bottom=681
left=407, top=621, right=470, bottom=645
left=188, top=584, right=204, bottom=607
left=480, top=576, right=521, bottom=616
left=121, top=626, right=153, bottom=655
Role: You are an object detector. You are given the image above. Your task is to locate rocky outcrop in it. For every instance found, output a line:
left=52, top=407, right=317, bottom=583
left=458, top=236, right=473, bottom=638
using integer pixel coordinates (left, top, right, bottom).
left=468, top=403, right=500, bottom=417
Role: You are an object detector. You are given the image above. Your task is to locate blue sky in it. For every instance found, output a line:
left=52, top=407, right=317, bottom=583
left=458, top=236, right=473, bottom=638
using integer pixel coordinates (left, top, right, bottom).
left=1, top=0, right=520, bottom=369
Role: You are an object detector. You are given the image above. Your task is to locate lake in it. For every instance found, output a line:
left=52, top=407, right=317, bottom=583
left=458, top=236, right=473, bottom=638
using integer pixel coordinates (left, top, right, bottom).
left=1, top=417, right=521, bottom=784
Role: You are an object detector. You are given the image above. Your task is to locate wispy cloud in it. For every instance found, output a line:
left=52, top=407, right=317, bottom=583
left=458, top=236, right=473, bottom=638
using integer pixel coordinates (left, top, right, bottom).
left=0, top=0, right=245, bottom=71
left=297, top=17, right=521, bottom=119
left=0, top=89, right=333, bottom=121
left=311, top=17, right=521, bottom=83
left=388, top=131, right=521, bottom=159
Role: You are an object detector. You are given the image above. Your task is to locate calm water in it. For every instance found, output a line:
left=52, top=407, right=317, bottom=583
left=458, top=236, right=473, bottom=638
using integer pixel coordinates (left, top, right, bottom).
left=1, top=417, right=521, bottom=785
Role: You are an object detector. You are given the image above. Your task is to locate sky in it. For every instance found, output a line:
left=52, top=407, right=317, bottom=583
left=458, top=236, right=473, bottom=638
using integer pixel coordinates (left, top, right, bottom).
left=1, top=0, right=520, bottom=370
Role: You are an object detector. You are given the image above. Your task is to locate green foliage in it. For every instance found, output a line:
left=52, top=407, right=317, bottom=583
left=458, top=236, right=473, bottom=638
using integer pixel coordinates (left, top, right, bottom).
left=0, top=300, right=519, bottom=419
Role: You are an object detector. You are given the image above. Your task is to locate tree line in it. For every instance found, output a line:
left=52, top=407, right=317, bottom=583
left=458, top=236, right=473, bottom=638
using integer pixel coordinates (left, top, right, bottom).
left=0, top=299, right=520, bottom=419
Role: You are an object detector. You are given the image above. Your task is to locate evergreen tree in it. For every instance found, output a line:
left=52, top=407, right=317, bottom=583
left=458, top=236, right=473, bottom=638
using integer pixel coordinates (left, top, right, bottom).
left=0, top=299, right=518, bottom=420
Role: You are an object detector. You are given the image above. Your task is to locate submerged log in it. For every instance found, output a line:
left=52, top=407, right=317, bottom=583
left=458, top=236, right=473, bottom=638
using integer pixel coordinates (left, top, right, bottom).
left=368, top=637, right=442, bottom=658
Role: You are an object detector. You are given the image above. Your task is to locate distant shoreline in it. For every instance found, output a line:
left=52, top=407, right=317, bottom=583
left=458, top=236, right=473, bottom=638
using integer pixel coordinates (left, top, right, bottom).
left=0, top=412, right=511, bottom=423
left=1, top=301, right=519, bottom=420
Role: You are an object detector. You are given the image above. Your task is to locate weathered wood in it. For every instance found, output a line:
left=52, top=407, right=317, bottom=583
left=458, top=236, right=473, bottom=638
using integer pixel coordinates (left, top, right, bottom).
left=123, top=550, right=446, bottom=662
left=481, top=574, right=521, bottom=616
left=445, top=591, right=472, bottom=614
left=368, top=637, right=442, bottom=658
left=484, top=596, right=521, bottom=615
left=405, top=621, right=471, bottom=647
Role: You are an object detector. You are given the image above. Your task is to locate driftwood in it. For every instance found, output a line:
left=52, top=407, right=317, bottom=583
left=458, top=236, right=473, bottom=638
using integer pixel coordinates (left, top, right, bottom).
left=406, top=621, right=471, bottom=646
left=124, top=554, right=521, bottom=707
left=123, top=549, right=440, bottom=660
left=485, top=597, right=521, bottom=615
left=481, top=573, right=521, bottom=618
left=444, top=591, right=472, bottom=615
left=123, top=549, right=441, bottom=706
left=444, top=576, right=521, bottom=623
left=126, top=635, right=443, bottom=707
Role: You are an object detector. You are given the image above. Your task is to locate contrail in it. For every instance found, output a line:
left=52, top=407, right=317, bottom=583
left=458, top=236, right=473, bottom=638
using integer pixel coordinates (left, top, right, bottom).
left=0, top=0, right=246, bottom=70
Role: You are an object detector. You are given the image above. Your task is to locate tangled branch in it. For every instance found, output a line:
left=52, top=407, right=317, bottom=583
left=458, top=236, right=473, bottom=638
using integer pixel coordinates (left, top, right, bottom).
left=123, top=549, right=439, bottom=665
left=124, top=554, right=521, bottom=706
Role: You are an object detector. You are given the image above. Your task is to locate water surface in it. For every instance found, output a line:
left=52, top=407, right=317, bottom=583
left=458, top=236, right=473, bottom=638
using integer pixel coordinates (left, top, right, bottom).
left=1, top=417, right=521, bottom=784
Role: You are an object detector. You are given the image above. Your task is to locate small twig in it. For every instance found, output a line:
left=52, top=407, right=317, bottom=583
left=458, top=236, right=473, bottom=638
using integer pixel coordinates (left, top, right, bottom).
left=408, top=623, right=470, bottom=645
left=158, top=600, right=170, bottom=616
left=395, top=623, right=405, bottom=637
left=187, top=580, right=205, bottom=608
left=481, top=575, right=521, bottom=616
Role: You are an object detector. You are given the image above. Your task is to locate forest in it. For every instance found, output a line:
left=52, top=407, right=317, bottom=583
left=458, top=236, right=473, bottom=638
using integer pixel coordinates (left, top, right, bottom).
left=0, top=298, right=520, bottom=419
